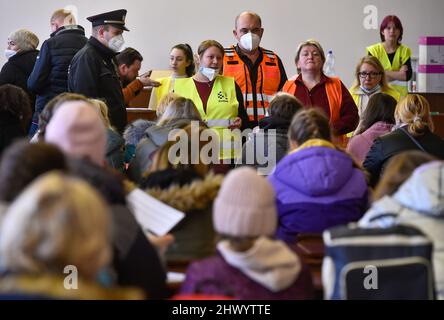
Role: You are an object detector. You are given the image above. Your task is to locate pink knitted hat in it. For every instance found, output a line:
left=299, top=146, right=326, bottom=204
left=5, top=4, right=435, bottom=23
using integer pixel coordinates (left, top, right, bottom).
left=45, top=101, right=106, bottom=166
left=213, top=167, right=277, bottom=237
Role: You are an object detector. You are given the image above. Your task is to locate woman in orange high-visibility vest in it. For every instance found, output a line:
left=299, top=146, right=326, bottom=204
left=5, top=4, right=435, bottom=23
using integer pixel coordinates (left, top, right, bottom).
left=282, top=39, right=359, bottom=147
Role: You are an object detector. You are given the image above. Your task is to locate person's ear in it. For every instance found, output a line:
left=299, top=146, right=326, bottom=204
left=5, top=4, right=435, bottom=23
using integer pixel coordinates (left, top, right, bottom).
left=118, top=64, right=127, bottom=76
left=98, top=26, right=106, bottom=38
left=289, top=139, right=298, bottom=150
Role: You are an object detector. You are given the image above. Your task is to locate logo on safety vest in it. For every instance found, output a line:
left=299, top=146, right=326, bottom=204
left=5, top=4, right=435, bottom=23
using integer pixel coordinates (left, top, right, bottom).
left=217, top=91, right=228, bottom=103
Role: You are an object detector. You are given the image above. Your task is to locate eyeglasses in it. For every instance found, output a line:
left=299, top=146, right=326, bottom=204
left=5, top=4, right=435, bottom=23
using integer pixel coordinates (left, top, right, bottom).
left=358, top=72, right=382, bottom=79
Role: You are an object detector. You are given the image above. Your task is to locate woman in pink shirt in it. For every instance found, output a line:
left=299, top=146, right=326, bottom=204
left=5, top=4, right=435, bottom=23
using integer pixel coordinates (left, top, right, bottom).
left=347, top=93, right=397, bottom=164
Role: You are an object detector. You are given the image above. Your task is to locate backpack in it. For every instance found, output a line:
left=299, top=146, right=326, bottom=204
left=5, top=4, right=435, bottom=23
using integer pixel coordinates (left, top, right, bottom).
left=322, top=224, right=435, bottom=300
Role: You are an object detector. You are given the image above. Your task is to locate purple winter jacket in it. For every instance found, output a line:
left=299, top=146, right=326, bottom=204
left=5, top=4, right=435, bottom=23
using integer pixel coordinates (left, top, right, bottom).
left=180, top=253, right=314, bottom=300
left=268, top=146, right=368, bottom=243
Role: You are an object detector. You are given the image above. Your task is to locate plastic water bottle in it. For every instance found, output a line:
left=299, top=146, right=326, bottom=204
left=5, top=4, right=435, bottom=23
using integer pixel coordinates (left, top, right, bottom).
left=323, top=50, right=336, bottom=77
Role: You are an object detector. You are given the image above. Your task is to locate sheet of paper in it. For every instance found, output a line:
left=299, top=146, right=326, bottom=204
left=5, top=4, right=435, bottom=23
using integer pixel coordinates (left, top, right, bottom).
left=127, top=188, right=185, bottom=236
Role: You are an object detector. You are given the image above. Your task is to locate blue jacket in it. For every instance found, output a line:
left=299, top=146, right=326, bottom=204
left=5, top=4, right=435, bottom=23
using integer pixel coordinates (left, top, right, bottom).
left=27, top=25, right=87, bottom=119
left=268, top=145, right=368, bottom=243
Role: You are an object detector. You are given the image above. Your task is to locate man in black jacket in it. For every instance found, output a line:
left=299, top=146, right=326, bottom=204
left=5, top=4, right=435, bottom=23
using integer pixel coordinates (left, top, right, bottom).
left=68, top=9, right=129, bottom=134
left=27, top=9, right=87, bottom=137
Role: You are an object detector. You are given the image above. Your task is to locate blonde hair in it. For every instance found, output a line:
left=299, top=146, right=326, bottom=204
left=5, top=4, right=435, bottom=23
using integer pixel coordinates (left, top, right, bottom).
left=148, top=123, right=213, bottom=177
left=0, top=172, right=111, bottom=280
left=295, top=39, right=325, bottom=73
left=89, top=99, right=112, bottom=129
left=197, top=40, right=224, bottom=58
left=395, top=94, right=434, bottom=136
left=351, top=56, right=391, bottom=91
left=51, top=9, right=76, bottom=26
left=8, top=29, right=39, bottom=51
left=156, top=93, right=179, bottom=118
left=158, top=97, right=202, bottom=126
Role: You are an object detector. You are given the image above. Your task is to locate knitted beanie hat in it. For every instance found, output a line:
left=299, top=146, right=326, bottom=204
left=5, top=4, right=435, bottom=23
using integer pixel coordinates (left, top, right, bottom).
left=213, top=167, right=277, bottom=237
left=45, top=101, right=106, bottom=166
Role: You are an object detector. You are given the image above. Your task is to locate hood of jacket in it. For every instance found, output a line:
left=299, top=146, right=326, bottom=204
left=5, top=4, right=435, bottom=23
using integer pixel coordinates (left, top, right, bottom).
left=360, top=161, right=444, bottom=229
left=270, top=146, right=356, bottom=196
left=393, top=161, right=444, bottom=218
left=258, top=116, right=291, bottom=132
left=123, top=119, right=156, bottom=146
left=144, top=171, right=223, bottom=213
left=143, top=118, right=191, bottom=148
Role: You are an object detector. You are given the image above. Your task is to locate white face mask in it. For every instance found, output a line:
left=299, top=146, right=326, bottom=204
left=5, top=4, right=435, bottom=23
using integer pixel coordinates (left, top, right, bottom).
left=239, top=32, right=261, bottom=52
left=199, top=66, right=219, bottom=81
left=4, top=49, right=17, bottom=60
left=108, top=34, right=125, bottom=52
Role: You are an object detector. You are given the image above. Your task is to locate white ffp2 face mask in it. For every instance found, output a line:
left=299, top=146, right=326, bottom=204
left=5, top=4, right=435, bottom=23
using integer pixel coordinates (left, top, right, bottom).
left=239, top=32, right=261, bottom=52
left=199, top=66, right=219, bottom=81
left=4, top=49, right=17, bottom=60
left=108, top=34, right=125, bottom=52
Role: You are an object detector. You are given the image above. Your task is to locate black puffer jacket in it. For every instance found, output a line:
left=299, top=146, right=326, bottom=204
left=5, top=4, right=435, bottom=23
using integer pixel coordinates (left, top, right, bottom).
left=0, top=49, right=39, bottom=109
left=27, top=25, right=87, bottom=116
left=68, top=36, right=126, bottom=133
left=364, top=126, right=444, bottom=187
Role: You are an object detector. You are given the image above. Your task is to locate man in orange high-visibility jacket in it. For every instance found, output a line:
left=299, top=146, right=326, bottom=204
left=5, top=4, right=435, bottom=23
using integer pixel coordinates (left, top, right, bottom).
left=223, top=11, right=287, bottom=127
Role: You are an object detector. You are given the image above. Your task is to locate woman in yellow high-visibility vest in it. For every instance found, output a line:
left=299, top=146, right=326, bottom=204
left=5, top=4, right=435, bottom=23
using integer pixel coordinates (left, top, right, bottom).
left=174, top=40, right=248, bottom=161
left=349, top=55, right=400, bottom=117
left=367, top=15, right=412, bottom=98
left=149, top=43, right=195, bottom=110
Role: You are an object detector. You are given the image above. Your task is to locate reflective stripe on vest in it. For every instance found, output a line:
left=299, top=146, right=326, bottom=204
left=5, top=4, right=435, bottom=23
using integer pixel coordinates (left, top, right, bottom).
left=367, top=43, right=411, bottom=97
left=223, top=46, right=281, bottom=122
left=245, top=93, right=275, bottom=103
left=174, top=76, right=239, bottom=159
left=246, top=108, right=265, bottom=117
left=206, top=119, right=233, bottom=127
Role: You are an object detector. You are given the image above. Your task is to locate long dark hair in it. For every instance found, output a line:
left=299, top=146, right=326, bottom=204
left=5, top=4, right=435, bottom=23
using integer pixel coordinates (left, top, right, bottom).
left=0, top=84, right=32, bottom=131
left=172, top=43, right=195, bottom=77
left=355, top=93, right=396, bottom=135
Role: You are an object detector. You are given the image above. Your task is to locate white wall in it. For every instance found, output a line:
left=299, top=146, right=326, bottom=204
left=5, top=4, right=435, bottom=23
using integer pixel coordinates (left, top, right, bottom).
left=1, top=0, right=444, bottom=86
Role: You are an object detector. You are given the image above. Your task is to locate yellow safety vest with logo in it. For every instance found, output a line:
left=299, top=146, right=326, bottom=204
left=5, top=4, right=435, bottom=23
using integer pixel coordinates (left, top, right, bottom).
left=174, top=75, right=240, bottom=160
left=367, top=43, right=411, bottom=97
left=149, top=77, right=173, bottom=110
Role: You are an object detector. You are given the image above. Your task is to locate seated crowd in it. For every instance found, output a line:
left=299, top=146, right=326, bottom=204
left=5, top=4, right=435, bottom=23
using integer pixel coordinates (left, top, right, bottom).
left=0, top=8, right=443, bottom=300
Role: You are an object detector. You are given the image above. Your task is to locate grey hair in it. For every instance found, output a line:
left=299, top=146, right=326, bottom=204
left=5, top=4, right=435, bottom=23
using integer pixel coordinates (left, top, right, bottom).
left=8, top=29, right=39, bottom=51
